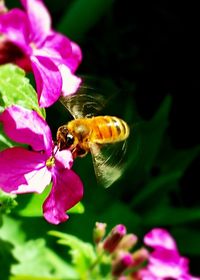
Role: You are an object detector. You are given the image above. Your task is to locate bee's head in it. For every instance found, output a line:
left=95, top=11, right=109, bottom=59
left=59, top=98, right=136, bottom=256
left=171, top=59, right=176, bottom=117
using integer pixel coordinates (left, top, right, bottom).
left=56, top=125, right=75, bottom=151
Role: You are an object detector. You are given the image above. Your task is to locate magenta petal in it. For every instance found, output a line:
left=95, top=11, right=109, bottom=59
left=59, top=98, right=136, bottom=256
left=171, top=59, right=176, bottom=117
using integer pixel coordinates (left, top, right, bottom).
left=148, top=259, right=187, bottom=279
left=0, top=147, right=51, bottom=193
left=0, top=105, right=52, bottom=153
left=149, top=249, right=189, bottom=277
left=31, top=55, right=62, bottom=107
left=59, top=64, right=82, bottom=96
left=144, top=228, right=177, bottom=251
left=54, top=148, right=73, bottom=169
left=67, top=41, right=83, bottom=72
left=21, top=0, right=51, bottom=46
left=43, top=169, right=83, bottom=224
left=0, top=8, right=31, bottom=53
left=44, top=31, right=72, bottom=59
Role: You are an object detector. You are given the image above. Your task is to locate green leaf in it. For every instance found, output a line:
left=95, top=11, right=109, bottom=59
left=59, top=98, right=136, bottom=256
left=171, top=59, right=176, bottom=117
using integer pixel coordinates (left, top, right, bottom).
left=11, top=239, right=77, bottom=279
left=57, top=0, right=114, bottom=41
left=144, top=207, right=200, bottom=226
left=49, top=231, right=96, bottom=279
left=131, top=171, right=181, bottom=208
left=0, top=215, right=26, bottom=245
left=0, top=124, right=23, bottom=150
left=0, top=190, right=17, bottom=214
left=160, top=145, right=200, bottom=174
left=68, top=202, right=85, bottom=214
left=0, top=216, right=76, bottom=279
left=16, top=185, right=51, bottom=217
left=139, top=95, right=172, bottom=172
left=131, top=145, right=200, bottom=208
left=0, top=190, right=17, bottom=227
left=0, top=238, right=17, bottom=280
left=172, top=227, right=200, bottom=256
left=0, top=64, right=45, bottom=118
left=10, top=276, right=63, bottom=280
left=128, top=95, right=172, bottom=183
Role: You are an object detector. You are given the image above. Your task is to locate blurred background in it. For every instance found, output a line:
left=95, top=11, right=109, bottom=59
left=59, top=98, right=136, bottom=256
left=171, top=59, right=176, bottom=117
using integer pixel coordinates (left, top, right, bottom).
left=3, top=0, right=200, bottom=277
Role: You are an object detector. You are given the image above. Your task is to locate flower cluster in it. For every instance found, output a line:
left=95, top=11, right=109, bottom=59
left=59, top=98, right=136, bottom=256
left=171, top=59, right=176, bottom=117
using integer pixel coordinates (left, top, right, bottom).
left=0, top=105, right=83, bottom=224
left=93, top=223, right=199, bottom=280
left=0, top=0, right=82, bottom=107
left=0, top=0, right=83, bottom=224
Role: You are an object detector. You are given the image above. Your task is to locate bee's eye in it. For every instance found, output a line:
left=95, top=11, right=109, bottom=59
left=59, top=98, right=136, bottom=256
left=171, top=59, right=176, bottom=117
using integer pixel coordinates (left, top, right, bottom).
left=66, top=133, right=74, bottom=147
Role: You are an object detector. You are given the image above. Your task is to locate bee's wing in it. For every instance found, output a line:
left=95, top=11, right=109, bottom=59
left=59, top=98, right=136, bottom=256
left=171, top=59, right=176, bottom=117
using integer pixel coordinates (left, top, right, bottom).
left=59, top=91, right=105, bottom=119
left=89, top=141, right=128, bottom=188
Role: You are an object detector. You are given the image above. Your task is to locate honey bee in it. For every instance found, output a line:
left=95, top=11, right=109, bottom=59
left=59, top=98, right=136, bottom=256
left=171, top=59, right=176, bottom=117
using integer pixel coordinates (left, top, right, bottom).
left=57, top=92, right=130, bottom=188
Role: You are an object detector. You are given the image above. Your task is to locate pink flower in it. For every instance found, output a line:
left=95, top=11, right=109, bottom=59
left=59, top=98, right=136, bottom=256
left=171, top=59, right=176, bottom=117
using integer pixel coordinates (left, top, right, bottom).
left=0, top=105, right=83, bottom=224
left=139, top=228, right=200, bottom=280
left=0, top=0, right=82, bottom=107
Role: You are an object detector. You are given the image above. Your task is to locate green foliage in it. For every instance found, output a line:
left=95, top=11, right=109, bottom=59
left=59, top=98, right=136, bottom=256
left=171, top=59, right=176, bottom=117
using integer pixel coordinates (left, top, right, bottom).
left=0, top=238, right=17, bottom=280
left=15, top=187, right=51, bottom=218
left=68, top=201, right=85, bottom=214
left=126, top=95, right=172, bottom=185
left=0, top=190, right=17, bottom=226
left=144, top=207, right=200, bottom=226
left=12, top=239, right=76, bottom=279
left=0, top=216, right=77, bottom=280
left=10, top=276, right=63, bottom=280
left=0, top=64, right=45, bottom=118
left=49, top=231, right=98, bottom=280
left=172, top=227, right=200, bottom=256
left=131, top=144, right=200, bottom=219
left=0, top=124, right=18, bottom=150
left=57, top=0, right=114, bottom=41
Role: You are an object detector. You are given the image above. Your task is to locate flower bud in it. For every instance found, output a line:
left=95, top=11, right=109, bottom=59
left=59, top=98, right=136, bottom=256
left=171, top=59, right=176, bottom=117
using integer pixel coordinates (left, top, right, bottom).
left=0, top=0, right=7, bottom=14
left=93, top=222, right=107, bottom=244
left=116, top=233, right=138, bottom=251
left=132, top=247, right=149, bottom=266
left=103, top=224, right=126, bottom=253
left=112, top=252, right=134, bottom=277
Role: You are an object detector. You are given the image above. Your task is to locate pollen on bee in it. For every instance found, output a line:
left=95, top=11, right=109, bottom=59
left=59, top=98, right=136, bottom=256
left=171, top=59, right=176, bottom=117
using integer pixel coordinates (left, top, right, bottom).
left=46, top=156, right=55, bottom=167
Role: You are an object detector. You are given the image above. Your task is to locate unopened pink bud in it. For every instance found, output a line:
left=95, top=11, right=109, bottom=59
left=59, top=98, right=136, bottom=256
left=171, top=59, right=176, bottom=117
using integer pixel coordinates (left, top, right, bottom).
left=103, top=224, right=126, bottom=253
left=132, top=247, right=149, bottom=266
left=116, top=233, right=138, bottom=251
left=93, top=222, right=107, bottom=244
left=0, top=0, right=7, bottom=14
left=112, top=252, right=134, bottom=277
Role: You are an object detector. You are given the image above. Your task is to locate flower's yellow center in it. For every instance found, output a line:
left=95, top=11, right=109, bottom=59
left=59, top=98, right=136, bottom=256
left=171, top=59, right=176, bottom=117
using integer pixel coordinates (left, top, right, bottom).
left=46, top=156, right=55, bottom=167
left=29, top=42, right=37, bottom=49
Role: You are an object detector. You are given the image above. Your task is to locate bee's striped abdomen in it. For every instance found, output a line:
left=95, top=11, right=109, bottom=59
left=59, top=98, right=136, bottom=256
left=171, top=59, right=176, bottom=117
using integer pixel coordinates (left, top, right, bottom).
left=90, top=116, right=129, bottom=144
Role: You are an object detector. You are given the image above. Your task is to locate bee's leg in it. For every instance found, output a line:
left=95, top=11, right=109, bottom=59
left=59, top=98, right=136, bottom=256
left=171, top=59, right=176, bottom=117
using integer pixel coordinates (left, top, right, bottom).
left=77, top=148, right=88, bottom=157
left=72, top=146, right=88, bottom=158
